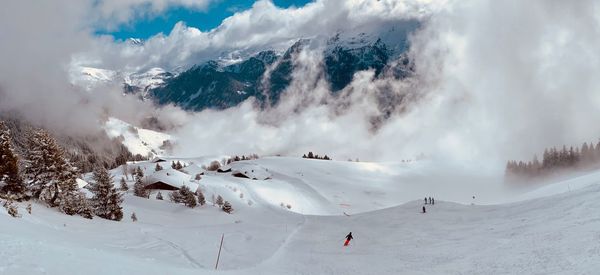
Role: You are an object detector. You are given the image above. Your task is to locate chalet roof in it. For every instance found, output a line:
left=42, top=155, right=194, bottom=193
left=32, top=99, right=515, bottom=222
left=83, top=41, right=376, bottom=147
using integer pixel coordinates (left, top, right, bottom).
left=147, top=169, right=199, bottom=191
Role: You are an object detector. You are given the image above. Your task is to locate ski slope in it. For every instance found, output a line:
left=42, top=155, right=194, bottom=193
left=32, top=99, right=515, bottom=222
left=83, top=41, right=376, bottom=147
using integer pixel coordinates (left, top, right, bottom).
left=1, top=157, right=600, bottom=274
left=103, top=117, right=171, bottom=157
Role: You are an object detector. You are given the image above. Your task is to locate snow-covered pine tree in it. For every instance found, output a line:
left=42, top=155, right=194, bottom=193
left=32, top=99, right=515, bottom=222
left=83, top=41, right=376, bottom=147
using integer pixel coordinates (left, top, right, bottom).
left=171, top=161, right=177, bottom=169
left=119, top=177, right=128, bottom=191
left=222, top=201, right=233, bottom=214
left=155, top=163, right=163, bottom=171
left=0, top=121, right=26, bottom=200
left=184, top=189, right=197, bottom=208
left=24, top=128, right=80, bottom=207
left=196, top=190, right=206, bottom=206
left=60, top=191, right=93, bottom=219
left=135, top=166, right=144, bottom=178
left=90, top=167, right=123, bottom=221
left=133, top=173, right=148, bottom=198
left=156, top=191, right=163, bottom=200
left=2, top=200, right=20, bottom=217
left=169, top=186, right=196, bottom=208
left=216, top=195, right=224, bottom=207
left=175, top=161, right=183, bottom=170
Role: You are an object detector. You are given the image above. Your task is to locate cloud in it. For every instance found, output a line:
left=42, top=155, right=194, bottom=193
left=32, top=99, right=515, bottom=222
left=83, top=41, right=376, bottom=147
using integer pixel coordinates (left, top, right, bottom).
left=0, top=0, right=178, bottom=135
left=169, top=0, right=600, bottom=170
left=91, top=0, right=213, bottom=30
left=5, top=0, right=600, bottom=174
left=81, top=0, right=441, bottom=72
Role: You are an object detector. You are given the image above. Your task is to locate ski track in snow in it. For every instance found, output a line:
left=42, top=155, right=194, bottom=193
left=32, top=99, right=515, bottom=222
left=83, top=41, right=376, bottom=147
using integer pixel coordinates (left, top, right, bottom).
left=152, top=236, right=205, bottom=269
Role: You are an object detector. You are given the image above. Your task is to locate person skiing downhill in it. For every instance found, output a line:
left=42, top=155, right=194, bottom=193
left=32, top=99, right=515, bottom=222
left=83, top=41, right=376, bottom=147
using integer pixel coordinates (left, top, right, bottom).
left=344, top=232, right=353, bottom=246
left=422, top=206, right=426, bottom=213
left=424, top=197, right=428, bottom=204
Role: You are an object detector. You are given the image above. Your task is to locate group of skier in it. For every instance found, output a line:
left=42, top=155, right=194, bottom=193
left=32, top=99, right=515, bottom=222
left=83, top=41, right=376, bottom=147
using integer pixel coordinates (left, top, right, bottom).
left=422, top=196, right=435, bottom=213
left=344, top=196, right=438, bottom=247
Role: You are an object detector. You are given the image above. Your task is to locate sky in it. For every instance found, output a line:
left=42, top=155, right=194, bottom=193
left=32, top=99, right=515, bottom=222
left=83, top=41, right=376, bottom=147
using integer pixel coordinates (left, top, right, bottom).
left=102, top=0, right=314, bottom=40
left=4, top=0, right=600, bottom=166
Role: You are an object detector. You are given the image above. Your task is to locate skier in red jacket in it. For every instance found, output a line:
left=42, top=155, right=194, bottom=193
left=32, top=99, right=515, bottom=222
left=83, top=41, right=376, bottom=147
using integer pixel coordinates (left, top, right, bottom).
left=344, top=232, right=353, bottom=246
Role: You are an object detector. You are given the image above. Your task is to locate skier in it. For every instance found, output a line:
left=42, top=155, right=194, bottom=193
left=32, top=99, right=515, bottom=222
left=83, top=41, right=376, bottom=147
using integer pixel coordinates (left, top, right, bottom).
left=424, top=197, right=428, bottom=204
left=429, top=197, right=432, bottom=204
left=432, top=197, right=435, bottom=205
left=344, top=232, right=353, bottom=246
left=422, top=206, right=426, bottom=213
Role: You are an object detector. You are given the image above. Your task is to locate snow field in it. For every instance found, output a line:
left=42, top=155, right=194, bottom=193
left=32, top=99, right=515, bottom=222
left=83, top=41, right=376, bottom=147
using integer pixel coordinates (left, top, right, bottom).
left=2, top=156, right=600, bottom=274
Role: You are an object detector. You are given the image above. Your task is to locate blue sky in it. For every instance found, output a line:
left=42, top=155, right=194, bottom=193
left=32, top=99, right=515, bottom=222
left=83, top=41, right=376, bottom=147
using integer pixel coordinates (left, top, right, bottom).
left=104, top=0, right=314, bottom=40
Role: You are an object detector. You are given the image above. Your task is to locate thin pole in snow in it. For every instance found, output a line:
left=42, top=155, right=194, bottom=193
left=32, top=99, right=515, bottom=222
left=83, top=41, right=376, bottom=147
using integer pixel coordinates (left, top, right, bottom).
left=215, top=233, right=224, bottom=270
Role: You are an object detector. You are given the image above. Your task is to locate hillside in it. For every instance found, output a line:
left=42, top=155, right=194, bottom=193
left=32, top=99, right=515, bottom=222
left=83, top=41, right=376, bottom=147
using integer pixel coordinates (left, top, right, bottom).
left=1, top=157, right=599, bottom=274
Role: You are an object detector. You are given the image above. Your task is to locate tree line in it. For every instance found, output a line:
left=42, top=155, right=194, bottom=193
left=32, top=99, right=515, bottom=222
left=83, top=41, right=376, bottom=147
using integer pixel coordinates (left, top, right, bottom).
left=0, top=114, right=146, bottom=174
left=302, top=152, right=331, bottom=160
left=0, top=121, right=122, bottom=220
left=506, top=141, right=600, bottom=180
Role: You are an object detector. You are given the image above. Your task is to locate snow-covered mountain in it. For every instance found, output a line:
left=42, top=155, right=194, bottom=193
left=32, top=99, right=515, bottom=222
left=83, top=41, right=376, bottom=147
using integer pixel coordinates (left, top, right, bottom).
left=69, top=66, right=173, bottom=98
left=70, top=21, right=418, bottom=111
left=149, top=21, right=418, bottom=111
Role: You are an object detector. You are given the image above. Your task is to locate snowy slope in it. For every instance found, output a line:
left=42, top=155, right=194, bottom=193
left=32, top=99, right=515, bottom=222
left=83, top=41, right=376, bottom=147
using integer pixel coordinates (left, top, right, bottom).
left=69, top=66, right=119, bottom=91
left=103, top=117, right=171, bottom=157
left=2, top=156, right=600, bottom=274
left=69, top=66, right=171, bottom=95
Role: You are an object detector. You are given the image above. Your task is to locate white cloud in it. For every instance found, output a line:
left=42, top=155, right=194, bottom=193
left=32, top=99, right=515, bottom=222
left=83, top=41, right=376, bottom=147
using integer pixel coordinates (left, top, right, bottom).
left=91, top=0, right=213, bottom=30
left=168, top=0, right=600, bottom=168
left=6, top=0, right=600, bottom=170
left=82, top=0, right=440, bottom=71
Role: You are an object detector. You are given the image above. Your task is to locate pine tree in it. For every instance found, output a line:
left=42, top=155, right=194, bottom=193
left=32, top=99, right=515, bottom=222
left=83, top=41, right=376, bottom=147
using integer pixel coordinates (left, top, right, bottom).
left=156, top=191, right=163, bottom=200
left=216, top=195, right=224, bottom=207
left=135, top=166, right=144, bottom=178
left=119, top=177, right=128, bottom=191
left=175, top=161, right=183, bottom=170
left=24, top=129, right=79, bottom=207
left=222, top=201, right=233, bottom=214
left=196, top=190, right=206, bottom=206
left=3, top=200, right=20, bottom=218
left=170, top=186, right=197, bottom=208
left=0, top=121, right=25, bottom=200
left=581, top=142, right=590, bottom=162
left=307, top=152, right=314, bottom=159
left=133, top=174, right=148, bottom=198
left=155, top=163, right=163, bottom=171
left=90, top=167, right=123, bottom=221
left=171, top=161, right=177, bottom=169
left=60, top=191, right=92, bottom=219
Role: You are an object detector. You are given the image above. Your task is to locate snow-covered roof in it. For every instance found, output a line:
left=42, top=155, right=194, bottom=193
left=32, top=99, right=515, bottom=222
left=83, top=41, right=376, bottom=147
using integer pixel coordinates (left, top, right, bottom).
left=230, top=162, right=272, bottom=180
left=151, top=157, right=167, bottom=163
left=147, top=169, right=199, bottom=191
left=76, top=178, right=89, bottom=189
